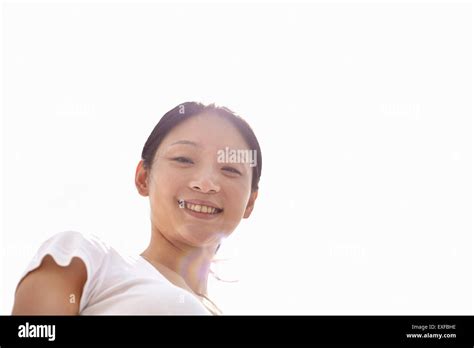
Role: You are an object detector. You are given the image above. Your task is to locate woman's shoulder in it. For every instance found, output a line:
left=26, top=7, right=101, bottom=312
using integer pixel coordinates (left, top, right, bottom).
left=19, top=230, right=112, bottom=288
left=13, top=230, right=110, bottom=314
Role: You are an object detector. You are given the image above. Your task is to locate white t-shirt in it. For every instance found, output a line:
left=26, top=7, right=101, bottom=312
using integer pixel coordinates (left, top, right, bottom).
left=17, top=231, right=212, bottom=315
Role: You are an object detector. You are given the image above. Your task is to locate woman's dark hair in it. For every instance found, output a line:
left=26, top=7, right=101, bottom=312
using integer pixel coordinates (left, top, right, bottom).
left=141, top=101, right=262, bottom=192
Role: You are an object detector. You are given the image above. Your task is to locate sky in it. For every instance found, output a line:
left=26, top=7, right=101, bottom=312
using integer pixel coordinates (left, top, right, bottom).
left=1, top=0, right=472, bottom=315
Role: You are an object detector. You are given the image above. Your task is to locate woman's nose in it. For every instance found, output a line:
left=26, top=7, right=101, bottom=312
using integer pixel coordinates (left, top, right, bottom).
left=189, top=171, right=220, bottom=194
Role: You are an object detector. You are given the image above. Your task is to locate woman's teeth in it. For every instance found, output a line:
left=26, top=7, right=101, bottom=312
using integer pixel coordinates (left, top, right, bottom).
left=185, top=202, right=220, bottom=214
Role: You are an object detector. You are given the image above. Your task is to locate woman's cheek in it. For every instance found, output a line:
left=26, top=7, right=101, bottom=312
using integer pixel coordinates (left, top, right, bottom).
left=227, top=192, right=249, bottom=219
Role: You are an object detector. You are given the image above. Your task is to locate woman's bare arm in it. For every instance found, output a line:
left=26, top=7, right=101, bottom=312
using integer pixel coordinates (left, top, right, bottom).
left=12, top=255, right=87, bottom=315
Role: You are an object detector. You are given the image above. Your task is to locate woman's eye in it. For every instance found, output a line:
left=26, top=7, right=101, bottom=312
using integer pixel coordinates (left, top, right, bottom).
left=222, top=167, right=241, bottom=175
left=172, top=157, right=194, bottom=164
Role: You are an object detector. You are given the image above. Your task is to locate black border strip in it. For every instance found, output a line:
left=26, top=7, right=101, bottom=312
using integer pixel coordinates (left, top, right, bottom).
left=0, top=315, right=473, bottom=346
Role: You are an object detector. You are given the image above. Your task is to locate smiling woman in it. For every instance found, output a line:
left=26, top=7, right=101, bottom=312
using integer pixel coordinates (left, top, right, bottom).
left=11, top=102, right=263, bottom=316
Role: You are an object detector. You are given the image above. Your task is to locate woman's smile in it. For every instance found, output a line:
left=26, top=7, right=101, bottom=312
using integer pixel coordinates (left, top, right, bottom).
left=178, top=199, right=224, bottom=220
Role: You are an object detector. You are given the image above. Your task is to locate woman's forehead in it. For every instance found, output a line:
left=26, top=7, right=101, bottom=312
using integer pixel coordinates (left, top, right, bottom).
left=161, top=113, right=250, bottom=150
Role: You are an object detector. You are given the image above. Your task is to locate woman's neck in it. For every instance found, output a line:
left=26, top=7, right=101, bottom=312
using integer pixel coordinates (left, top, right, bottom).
left=141, top=226, right=215, bottom=296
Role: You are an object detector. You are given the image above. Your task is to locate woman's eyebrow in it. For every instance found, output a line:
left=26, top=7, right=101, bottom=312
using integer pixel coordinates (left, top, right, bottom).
left=169, top=140, right=200, bottom=147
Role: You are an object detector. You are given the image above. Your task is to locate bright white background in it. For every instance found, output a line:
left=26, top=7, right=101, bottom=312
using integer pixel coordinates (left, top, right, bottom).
left=1, top=0, right=472, bottom=315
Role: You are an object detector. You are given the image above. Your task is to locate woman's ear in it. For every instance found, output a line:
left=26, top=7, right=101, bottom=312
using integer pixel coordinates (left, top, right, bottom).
left=243, top=190, right=258, bottom=219
left=135, top=160, right=150, bottom=197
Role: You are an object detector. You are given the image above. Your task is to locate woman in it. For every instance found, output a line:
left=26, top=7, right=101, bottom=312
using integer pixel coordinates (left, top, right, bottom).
left=12, top=101, right=262, bottom=315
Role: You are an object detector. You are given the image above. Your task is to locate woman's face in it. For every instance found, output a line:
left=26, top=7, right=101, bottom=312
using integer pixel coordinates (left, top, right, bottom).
left=136, top=112, right=258, bottom=249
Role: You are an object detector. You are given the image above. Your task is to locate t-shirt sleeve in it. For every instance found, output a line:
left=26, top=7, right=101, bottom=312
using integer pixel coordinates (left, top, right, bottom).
left=15, top=230, right=108, bottom=313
